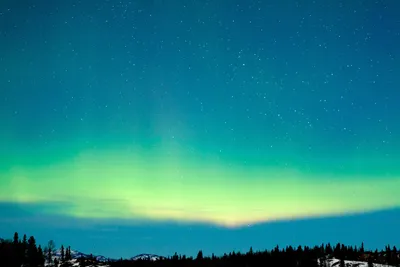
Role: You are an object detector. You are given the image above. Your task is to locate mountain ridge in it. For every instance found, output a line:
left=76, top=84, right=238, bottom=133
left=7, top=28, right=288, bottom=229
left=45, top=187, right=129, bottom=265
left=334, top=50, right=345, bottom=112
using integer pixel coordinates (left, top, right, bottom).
left=53, top=248, right=164, bottom=262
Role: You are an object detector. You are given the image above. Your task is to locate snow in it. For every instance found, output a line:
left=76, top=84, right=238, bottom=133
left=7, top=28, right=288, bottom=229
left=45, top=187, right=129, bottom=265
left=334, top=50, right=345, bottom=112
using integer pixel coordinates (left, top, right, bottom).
left=46, top=249, right=164, bottom=267
left=45, top=258, right=110, bottom=267
left=46, top=249, right=111, bottom=267
left=47, top=250, right=397, bottom=267
left=130, top=253, right=165, bottom=261
left=320, top=258, right=393, bottom=267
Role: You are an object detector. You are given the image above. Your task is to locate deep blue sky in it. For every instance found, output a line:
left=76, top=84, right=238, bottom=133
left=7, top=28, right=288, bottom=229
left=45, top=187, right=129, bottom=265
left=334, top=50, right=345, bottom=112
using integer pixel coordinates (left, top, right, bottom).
left=1, top=0, right=399, bottom=259
left=1, top=203, right=400, bottom=258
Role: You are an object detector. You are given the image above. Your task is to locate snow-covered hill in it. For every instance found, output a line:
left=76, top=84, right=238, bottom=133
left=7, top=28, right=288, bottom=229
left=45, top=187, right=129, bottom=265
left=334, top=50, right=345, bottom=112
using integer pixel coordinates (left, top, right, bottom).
left=47, top=249, right=111, bottom=267
left=46, top=249, right=165, bottom=267
left=321, top=258, right=393, bottom=267
left=49, top=251, right=397, bottom=267
left=130, top=253, right=165, bottom=261
left=51, top=248, right=164, bottom=262
left=46, top=258, right=110, bottom=267
left=52, top=248, right=111, bottom=262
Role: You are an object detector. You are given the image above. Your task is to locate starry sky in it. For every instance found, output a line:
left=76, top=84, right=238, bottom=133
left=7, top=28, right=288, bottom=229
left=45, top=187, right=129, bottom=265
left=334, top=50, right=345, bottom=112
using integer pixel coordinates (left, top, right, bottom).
left=0, top=0, right=399, bottom=258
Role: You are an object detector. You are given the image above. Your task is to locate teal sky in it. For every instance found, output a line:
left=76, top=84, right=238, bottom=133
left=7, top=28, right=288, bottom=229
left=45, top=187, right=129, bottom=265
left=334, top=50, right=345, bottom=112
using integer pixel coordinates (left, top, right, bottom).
left=0, top=0, right=399, bottom=258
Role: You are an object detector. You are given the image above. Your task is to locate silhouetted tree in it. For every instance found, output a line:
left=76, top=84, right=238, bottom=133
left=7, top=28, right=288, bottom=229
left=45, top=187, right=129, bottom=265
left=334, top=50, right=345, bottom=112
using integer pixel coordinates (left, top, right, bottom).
left=13, top=232, right=19, bottom=245
left=172, top=252, right=179, bottom=261
left=68, top=246, right=72, bottom=260
left=27, top=236, right=37, bottom=266
left=196, top=250, right=203, bottom=261
left=249, top=246, right=254, bottom=255
left=0, top=233, right=45, bottom=267
left=368, top=257, right=374, bottom=267
left=340, top=258, right=345, bottom=267
left=326, top=243, right=333, bottom=255
left=61, top=245, right=65, bottom=262
left=393, top=246, right=398, bottom=266
left=38, top=245, right=45, bottom=266
left=3, top=231, right=400, bottom=267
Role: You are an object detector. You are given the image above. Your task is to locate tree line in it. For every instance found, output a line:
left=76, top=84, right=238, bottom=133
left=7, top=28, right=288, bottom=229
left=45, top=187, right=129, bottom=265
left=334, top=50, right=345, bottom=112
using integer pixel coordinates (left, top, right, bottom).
left=0, top=232, right=399, bottom=267
left=111, top=243, right=400, bottom=267
left=0, top=232, right=73, bottom=267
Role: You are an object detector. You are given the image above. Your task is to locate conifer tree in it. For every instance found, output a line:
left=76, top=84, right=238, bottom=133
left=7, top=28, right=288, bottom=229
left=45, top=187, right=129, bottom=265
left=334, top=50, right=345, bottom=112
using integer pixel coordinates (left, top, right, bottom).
left=38, top=245, right=45, bottom=267
left=249, top=246, right=254, bottom=255
left=196, top=250, right=203, bottom=261
left=64, top=246, right=68, bottom=261
left=22, top=234, right=27, bottom=248
left=61, top=245, right=65, bottom=262
left=27, top=236, right=38, bottom=267
left=172, top=252, right=179, bottom=260
left=66, top=246, right=72, bottom=260
left=334, top=243, right=341, bottom=259
left=13, top=232, right=19, bottom=245
left=340, top=258, right=345, bottom=267
left=393, top=246, right=398, bottom=266
left=368, top=257, right=374, bottom=267
left=386, top=245, right=392, bottom=265
left=326, top=243, right=333, bottom=255
left=22, top=234, right=28, bottom=265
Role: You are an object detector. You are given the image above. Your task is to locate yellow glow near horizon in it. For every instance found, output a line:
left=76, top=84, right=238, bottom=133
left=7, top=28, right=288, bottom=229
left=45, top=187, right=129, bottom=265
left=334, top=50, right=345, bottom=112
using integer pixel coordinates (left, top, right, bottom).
left=1, top=149, right=399, bottom=227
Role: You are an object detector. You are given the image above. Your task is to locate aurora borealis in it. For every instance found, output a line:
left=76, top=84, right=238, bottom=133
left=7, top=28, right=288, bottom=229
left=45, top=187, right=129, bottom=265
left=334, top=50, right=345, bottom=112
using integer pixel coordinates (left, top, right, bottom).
left=1, top=0, right=399, bottom=258
left=1, top=148, right=400, bottom=227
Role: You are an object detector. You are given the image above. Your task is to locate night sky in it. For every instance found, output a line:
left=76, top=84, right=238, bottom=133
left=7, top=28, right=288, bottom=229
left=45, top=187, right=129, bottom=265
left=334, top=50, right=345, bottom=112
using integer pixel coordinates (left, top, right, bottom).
left=1, top=0, right=400, bottom=259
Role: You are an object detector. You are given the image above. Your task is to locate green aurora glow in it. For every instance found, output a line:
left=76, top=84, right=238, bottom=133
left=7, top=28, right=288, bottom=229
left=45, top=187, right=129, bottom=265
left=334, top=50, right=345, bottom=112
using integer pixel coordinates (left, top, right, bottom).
left=1, top=145, right=399, bottom=227
left=1, top=0, right=399, bottom=231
